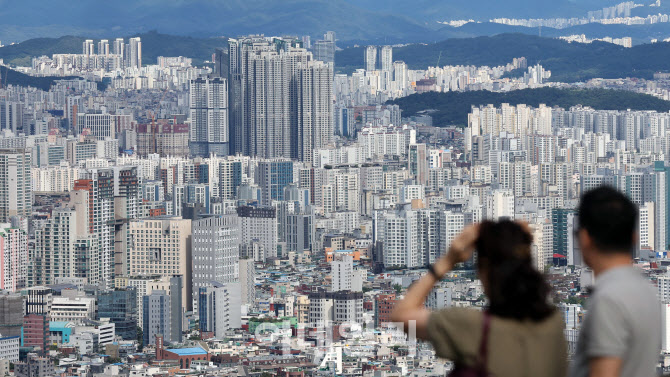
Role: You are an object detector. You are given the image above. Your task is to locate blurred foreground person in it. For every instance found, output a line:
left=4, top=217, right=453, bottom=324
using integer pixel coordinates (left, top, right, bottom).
left=570, top=186, right=660, bottom=377
left=391, top=220, right=567, bottom=377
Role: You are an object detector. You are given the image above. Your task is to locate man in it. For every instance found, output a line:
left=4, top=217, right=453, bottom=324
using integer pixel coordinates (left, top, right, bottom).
left=571, top=186, right=660, bottom=377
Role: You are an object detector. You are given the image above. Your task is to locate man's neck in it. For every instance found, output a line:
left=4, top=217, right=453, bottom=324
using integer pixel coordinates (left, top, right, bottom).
left=592, top=253, right=633, bottom=277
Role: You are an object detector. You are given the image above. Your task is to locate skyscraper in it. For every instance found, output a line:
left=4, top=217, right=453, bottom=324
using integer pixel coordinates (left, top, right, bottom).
left=227, top=36, right=333, bottom=160
left=31, top=192, right=98, bottom=287
left=380, top=46, right=393, bottom=72
left=189, top=77, right=229, bottom=156
left=296, top=61, right=334, bottom=163
left=0, top=101, right=25, bottom=134
left=0, top=223, right=26, bottom=291
left=257, top=160, right=294, bottom=206
left=365, top=46, right=377, bottom=71
left=313, top=31, right=335, bottom=66
left=0, top=149, right=31, bottom=223
left=408, top=143, right=429, bottom=186
left=113, top=38, right=125, bottom=59
left=83, top=39, right=94, bottom=55
left=126, top=37, right=142, bottom=69
left=98, top=39, right=109, bottom=55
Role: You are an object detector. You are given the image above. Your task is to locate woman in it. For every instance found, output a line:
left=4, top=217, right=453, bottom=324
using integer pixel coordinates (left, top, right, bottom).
left=391, top=220, right=567, bottom=377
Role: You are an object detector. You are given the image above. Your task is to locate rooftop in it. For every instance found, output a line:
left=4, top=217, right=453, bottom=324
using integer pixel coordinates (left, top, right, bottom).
left=166, top=347, right=207, bottom=356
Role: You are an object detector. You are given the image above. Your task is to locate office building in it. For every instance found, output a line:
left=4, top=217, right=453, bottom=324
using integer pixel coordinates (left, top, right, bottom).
left=0, top=292, right=23, bottom=337
left=191, top=215, right=240, bottom=311
left=126, top=218, right=192, bottom=310
left=142, top=290, right=171, bottom=345
left=97, top=287, right=137, bottom=340
left=313, top=31, right=335, bottom=66
left=198, top=282, right=242, bottom=338
left=50, top=290, right=96, bottom=323
left=114, top=275, right=170, bottom=330
left=136, top=122, right=189, bottom=157
left=237, top=206, right=278, bottom=262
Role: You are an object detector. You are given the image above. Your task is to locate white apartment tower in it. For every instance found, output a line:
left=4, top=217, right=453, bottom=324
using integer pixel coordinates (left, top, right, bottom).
left=365, top=46, right=377, bottom=71
left=0, top=149, right=31, bottom=223
left=380, top=46, right=393, bottom=72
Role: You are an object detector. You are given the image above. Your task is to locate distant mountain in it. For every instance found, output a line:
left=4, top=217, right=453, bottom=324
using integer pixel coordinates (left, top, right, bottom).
left=0, top=0, right=650, bottom=44
left=0, top=31, right=228, bottom=67
left=336, top=33, right=670, bottom=82
left=342, top=0, right=618, bottom=23
left=388, top=88, right=670, bottom=127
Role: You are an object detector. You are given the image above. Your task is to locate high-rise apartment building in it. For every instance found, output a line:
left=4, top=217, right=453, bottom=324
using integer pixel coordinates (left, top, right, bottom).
left=73, top=169, right=115, bottom=289
left=380, top=46, right=393, bottom=72
left=113, top=38, right=125, bottom=59
left=365, top=46, right=377, bottom=71
left=98, top=39, right=109, bottom=55
left=0, top=149, right=31, bottom=223
left=227, top=36, right=333, bottom=160
left=0, top=101, right=24, bottom=134
left=0, top=223, right=27, bottom=291
left=257, top=160, right=294, bottom=206
left=31, top=201, right=98, bottom=287
left=189, top=77, right=229, bottom=156
left=127, top=37, right=142, bottom=69
left=313, top=31, right=335, bottom=66
left=83, top=39, right=94, bottom=55
left=296, top=61, right=334, bottom=163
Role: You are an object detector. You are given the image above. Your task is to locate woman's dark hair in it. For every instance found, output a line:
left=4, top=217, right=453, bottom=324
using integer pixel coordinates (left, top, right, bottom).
left=476, top=220, right=554, bottom=321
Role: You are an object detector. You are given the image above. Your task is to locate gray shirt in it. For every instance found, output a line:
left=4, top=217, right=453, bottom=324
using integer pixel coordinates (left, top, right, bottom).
left=570, top=265, right=661, bottom=377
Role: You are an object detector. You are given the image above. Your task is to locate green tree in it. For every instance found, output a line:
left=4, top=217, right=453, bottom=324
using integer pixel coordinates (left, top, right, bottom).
left=393, top=284, right=403, bottom=294
left=136, top=326, right=144, bottom=352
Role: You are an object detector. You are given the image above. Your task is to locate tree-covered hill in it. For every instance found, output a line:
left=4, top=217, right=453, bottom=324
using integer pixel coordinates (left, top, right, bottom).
left=0, top=65, right=85, bottom=91
left=0, top=31, right=228, bottom=67
left=388, top=88, right=670, bottom=127
left=337, top=33, right=670, bottom=82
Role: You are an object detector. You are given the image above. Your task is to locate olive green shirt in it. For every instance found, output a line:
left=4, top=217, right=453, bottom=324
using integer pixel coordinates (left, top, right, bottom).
left=427, top=308, right=567, bottom=377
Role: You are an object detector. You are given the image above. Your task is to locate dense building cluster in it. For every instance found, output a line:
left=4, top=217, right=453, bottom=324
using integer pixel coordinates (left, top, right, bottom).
left=1, top=27, right=670, bottom=377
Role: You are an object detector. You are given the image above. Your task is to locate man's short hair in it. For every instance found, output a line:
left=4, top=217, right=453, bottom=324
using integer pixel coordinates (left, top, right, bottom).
left=578, top=186, right=638, bottom=253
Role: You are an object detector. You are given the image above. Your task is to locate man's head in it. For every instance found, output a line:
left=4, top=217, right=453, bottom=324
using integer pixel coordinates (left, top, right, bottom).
left=577, top=186, right=637, bottom=266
